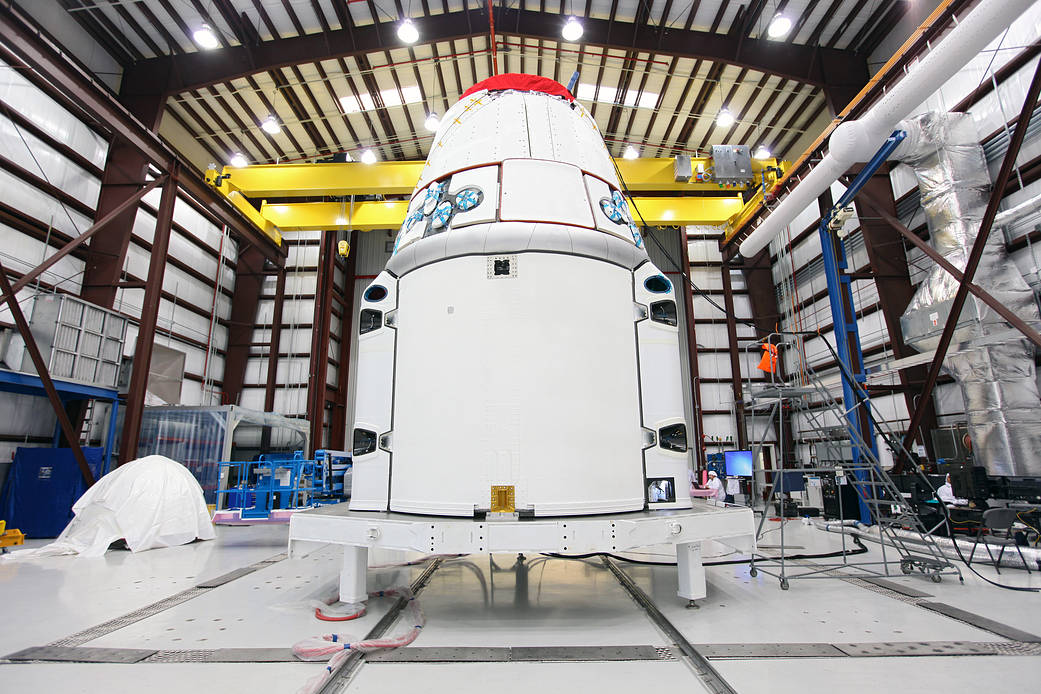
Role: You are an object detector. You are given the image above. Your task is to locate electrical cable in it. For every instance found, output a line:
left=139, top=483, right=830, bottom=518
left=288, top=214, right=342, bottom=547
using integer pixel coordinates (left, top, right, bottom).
left=542, top=540, right=868, bottom=567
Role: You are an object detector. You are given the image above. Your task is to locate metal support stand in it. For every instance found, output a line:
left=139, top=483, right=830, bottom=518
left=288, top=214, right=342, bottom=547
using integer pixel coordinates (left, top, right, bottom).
left=676, top=541, right=706, bottom=601
left=339, top=545, right=369, bottom=604
left=290, top=506, right=754, bottom=605
left=743, top=332, right=962, bottom=588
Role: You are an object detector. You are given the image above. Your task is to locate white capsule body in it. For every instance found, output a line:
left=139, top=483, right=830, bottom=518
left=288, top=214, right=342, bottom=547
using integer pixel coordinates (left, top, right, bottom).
left=349, top=84, right=691, bottom=517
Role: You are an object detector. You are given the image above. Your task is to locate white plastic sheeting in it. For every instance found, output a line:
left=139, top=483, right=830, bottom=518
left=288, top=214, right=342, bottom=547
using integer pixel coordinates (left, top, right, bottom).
left=2, top=455, right=215, bottom=559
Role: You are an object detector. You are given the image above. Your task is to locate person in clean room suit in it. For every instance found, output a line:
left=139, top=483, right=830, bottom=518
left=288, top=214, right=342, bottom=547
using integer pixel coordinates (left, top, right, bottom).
left=705, top=470, right=726, bottom=504
left=936, top=473, right=969, bottom=507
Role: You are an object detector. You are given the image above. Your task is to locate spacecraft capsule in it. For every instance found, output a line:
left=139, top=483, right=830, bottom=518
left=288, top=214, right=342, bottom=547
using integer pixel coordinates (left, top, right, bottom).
left=349, top=74, right=691, bottom=517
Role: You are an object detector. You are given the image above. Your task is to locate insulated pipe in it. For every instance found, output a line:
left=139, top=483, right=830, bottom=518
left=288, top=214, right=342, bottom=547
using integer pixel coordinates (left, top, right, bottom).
left=738, top=0, right=1035, bottom=258
left=813, top=518, right=1041, bottom=569
left=994, top=191, right=1041, bottom=229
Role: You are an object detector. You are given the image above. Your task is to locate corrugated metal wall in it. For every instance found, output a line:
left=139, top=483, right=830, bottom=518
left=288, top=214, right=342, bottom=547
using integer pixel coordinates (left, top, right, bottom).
left=0, top=55, right=238, bottom=473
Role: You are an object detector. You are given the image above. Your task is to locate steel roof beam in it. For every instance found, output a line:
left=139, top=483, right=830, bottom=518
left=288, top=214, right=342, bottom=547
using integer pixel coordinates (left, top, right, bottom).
left=122, top=7, right=867, bottom=96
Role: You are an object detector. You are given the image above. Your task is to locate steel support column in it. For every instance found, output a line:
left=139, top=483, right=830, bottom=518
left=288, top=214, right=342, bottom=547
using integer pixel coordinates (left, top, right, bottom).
left=222, top=245, right=267, bottom=405
left=329, top=230, right=359, bottom=449
left=264, top=266, right=287, bottom=412
left=0, top=261, right=95, bottom=486
left=307, top=232, right=337, bottom=454
left=677, top=229, right=705, bottom=471
left=853, top=172, right=939, bottom=455
left=817, top=190, right=875, bottom=525
left=119, top=171, right=177, bottom=465
left=901, top=59, right=1041, bottom=460
left=720, top=263, right=747, bottom=449
left=80, top=93, right=165, bottom=309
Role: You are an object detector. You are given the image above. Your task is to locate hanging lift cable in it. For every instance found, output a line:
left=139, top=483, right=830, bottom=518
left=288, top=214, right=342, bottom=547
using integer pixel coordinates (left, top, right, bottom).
left=613, top=159, right=1039, bottom=592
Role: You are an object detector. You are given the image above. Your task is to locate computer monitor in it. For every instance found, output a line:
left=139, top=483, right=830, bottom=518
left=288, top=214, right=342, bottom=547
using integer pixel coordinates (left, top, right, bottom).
left=646, top=477, right=676, bottom=503
left=773, top=470, right=805, bottom=493
left=724, top=450, right=753, bottom=477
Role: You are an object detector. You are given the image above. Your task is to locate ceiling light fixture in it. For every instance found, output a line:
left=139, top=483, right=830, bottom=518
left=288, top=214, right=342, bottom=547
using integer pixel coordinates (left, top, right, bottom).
left=767, top=13, right=792, bottom=39
left=562, top=16, right=584, bottom=42
left=261, top=116, right=280, bottom=134
left=397, top=18, right=419, bottom=44
left=424, top=113, right=440, bottom=132
left=753, top=145, right=772, bottom=160
left=193, top=24, right=220, bottom=50
left=360, top=149, right=377, bottom=165
left=230, top=152, right=248, bottom=168
left=716, top=108, right=735, bottom=128
left=622, top=145, right=639, bottom=160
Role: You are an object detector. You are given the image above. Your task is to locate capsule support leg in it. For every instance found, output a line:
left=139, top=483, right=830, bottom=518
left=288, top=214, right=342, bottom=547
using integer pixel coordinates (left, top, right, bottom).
left=339, top=545, right=369, bottom=603
left=677, top=541, right=706, bottom=602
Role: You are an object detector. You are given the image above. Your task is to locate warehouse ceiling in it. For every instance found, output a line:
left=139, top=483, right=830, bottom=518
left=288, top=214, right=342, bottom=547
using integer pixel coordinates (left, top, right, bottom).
left=58, top=0, right=908, bottom=170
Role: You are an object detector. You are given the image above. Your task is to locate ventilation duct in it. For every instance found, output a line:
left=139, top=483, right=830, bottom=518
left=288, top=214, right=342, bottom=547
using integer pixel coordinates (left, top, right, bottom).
left=896, top=112, right=1041, bottom=477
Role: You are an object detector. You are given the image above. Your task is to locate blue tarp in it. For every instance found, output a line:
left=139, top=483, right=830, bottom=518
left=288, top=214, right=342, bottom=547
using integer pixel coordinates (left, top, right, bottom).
left=0, top=447, right=104, bottom=538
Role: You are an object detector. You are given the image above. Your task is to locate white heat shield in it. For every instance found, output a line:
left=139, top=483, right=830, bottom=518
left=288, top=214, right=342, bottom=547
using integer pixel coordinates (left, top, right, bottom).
left=896, top=112, right=1041, bottom=476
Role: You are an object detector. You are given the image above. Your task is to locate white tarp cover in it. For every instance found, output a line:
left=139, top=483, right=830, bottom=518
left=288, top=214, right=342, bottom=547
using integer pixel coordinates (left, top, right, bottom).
left=3, top=455, right=215, bottom=559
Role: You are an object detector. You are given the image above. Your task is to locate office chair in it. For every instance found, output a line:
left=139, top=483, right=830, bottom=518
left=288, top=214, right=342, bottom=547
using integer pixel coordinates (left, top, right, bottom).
left=968, top=508, right=1032, bottom=574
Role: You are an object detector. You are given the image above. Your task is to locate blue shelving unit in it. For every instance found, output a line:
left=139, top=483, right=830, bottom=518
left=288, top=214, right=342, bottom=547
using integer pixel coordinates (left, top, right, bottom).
left=0, top=368, right=120, bottom=475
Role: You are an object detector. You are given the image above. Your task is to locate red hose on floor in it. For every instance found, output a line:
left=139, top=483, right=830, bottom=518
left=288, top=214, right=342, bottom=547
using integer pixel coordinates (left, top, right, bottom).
left=314, top=605, right=365, bottom=622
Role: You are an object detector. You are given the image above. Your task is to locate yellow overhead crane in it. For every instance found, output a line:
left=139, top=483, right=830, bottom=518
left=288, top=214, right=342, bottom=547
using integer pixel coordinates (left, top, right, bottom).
left=205, top=157, right=785, bottom=236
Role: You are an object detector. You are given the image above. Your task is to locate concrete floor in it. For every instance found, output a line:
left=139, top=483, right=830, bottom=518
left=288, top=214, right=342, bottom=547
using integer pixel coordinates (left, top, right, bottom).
left=2, top=518, right=1040, bottom=693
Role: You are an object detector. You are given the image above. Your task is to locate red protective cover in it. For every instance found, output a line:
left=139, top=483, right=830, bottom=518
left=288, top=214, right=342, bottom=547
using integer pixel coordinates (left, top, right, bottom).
left=460, top=73, right=575, bottom=102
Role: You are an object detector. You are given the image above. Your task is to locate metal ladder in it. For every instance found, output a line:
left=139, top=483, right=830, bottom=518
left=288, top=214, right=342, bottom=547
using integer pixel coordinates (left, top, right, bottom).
left=77, top=400, right=95, bottom=446
left=747, top=335, right=962, bottom=587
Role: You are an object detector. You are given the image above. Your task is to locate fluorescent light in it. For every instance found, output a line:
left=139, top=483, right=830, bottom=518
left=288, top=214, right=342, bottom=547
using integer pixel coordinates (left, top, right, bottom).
left=360, top=149, right=377, bottom=165
left=562, top=16, right=584, bottom=42
left=193, top=24, right=220, bottom=50
left=424, top=113, right=440, bottom=132
left=230, top=152, right=248, bottom=168
left=339, top=85, right=423, bottom=114
left=716, top=108, right=735, bottom=128
left=261, top=116, right=280, bottom=134
left=622, top=145, right=639, bottom=160
left=397, top=19, right=419, bottom=44
left=753, top=145, right=772, bottom=160
left=575, top=83, right=658, bottom=109
left=767, top=13, right=792, bottom=39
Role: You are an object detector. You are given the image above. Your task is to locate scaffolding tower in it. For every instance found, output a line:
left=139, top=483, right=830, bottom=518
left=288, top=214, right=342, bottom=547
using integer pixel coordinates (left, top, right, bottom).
left=744, top=333, right=963, bottom=590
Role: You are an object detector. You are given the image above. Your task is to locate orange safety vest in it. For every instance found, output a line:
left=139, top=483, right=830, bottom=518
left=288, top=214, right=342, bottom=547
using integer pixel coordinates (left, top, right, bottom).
left=757, top=343, right=778, bottom=373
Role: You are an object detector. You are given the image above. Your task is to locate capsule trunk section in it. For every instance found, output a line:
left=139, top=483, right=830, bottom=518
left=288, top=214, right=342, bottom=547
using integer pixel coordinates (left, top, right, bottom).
left=349, top=75, right=691, bottom=517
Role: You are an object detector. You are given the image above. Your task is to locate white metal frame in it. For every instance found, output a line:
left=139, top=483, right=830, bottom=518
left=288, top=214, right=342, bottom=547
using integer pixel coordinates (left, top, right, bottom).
left=289, top=503, right=755, bottom=604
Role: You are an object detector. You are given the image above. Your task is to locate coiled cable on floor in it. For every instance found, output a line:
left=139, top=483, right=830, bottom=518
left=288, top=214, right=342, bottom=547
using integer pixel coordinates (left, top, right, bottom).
left=294, top=587, right=426, bottom=694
